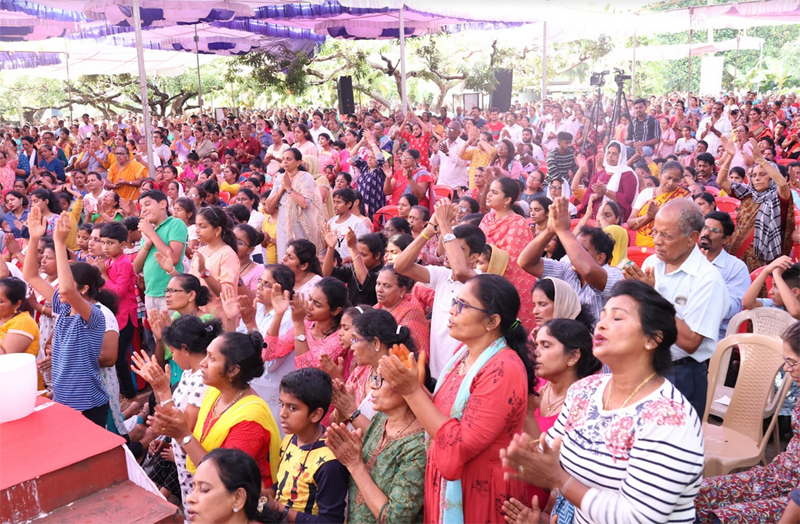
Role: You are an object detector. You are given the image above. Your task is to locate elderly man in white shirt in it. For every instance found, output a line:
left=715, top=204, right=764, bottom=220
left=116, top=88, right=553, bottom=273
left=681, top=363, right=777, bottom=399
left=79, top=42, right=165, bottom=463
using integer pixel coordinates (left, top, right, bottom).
left=432, top=122, right=468, bottom=188
left=624, top=198, right=729, bottom=419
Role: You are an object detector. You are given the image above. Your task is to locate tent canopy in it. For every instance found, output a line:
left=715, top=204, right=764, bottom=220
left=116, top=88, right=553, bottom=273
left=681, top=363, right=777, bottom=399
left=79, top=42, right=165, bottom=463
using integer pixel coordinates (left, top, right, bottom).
left=608, top=36, right=765, bottom=63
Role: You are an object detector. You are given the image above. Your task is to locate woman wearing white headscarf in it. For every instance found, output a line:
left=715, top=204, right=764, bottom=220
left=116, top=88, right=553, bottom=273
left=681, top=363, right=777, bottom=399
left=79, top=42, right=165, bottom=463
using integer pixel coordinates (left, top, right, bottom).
left=577, top=140, right=639, bottom=221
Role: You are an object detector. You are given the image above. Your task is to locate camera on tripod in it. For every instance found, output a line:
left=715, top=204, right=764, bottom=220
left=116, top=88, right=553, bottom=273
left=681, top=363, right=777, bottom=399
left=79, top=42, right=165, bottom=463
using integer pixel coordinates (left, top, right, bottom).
left=590, top=70, right=609, bottom=88
left=613, top=68, right=631, bottom=85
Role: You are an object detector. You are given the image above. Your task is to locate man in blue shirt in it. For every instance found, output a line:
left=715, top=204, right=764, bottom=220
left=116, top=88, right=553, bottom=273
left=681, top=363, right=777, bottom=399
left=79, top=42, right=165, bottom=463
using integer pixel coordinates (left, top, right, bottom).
left=699, top=211, right=750, bottom=340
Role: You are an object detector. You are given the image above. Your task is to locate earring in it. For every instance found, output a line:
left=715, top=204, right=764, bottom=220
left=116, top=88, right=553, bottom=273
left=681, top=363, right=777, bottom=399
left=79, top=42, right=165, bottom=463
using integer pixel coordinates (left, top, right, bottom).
left=233, top=507, right=239, bottom=513
left=375, top=345, right=380, bottom=352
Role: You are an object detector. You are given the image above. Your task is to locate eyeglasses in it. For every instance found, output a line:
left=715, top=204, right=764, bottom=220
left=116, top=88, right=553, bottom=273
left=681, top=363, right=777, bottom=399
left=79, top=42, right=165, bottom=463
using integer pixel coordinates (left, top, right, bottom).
left=256, top=280, right=273, bottom=289
left=458, top=206, right=469, bottom=213
left=369, top=374, right=385, bottom=388
left=165, top=288, right=186, bottom=295
left=351, top=336, right=368, bottom=346
left=451, top=297, right=491, bottom=315
left=701, top=225, right=723, bottom=234
left=649, top=229, right=676, bottom=241
left=237, top=239, right=250, bottom=248
left=784, top=357, right=799, bottom=371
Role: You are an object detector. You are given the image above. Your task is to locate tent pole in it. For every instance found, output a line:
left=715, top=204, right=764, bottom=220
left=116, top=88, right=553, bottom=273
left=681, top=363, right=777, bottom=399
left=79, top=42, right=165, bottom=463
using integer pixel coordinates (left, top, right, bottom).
left=756, top=41, right=763, bottom=95
left=132, top=0, right=155, bottom=179
left=541, top=22, right=547, bottom=100
left=632, top=28, right=637, bottom=98
left=194, top=24, right=203, bottom=116
left=399, top=7, right=407, bottom=114
left=734, top=33, right=740, bottom=93
left=64, top=44, right=73, bottom=124
left=687, top=7, right=693, bottom=95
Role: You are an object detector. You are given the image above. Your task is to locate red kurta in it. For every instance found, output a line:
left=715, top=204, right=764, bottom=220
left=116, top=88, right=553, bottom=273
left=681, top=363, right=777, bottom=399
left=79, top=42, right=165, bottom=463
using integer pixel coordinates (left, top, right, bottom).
left=424, top=349, right=529, bottom=524
left=479, top=211, right=538, bottom=332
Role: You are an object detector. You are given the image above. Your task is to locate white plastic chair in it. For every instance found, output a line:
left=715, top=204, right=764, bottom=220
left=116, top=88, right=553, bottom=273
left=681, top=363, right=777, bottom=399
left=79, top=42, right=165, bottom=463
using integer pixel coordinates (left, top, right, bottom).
left=710, top=308, right=795, bottom=455
left=703, top=334, right=792, bottom=478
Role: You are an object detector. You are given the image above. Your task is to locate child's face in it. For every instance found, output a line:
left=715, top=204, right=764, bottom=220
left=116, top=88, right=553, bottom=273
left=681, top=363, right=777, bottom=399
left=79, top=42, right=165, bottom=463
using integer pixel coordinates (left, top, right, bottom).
left=89, top=230, right=104, bottom=257
left=76, top=230, right=90, bottom=250
left=332, top=196, right=349, bottom=216
left=338, top=312, right=354, bottom=351
left=173, top=204, right=188, bottom=223
left=127, top=229, right=142, bottom=244
left=278, top=390, right=320, bottom=435
left=769, top=282, right=785, bottom=307
left=476, top=253, right=490, bottom=273
left=101, top=237, right=124, bottom=258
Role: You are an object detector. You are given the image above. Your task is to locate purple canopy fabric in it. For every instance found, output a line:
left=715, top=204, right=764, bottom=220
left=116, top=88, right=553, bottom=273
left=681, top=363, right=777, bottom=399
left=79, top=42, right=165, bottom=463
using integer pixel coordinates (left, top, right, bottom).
left=0, top=50, right=61, bottom=69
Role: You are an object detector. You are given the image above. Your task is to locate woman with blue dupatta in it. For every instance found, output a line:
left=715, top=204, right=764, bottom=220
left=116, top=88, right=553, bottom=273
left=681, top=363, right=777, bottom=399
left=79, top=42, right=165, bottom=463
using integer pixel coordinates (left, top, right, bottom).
left=380, top=274, right=537, bottom=524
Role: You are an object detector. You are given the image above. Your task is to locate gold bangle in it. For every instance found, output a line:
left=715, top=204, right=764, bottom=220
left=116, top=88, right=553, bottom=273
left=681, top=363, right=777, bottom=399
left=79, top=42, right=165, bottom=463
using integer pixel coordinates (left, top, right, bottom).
left=352, top=253, right=361, bottom=260
left=420, top=231, right=432, bottom=241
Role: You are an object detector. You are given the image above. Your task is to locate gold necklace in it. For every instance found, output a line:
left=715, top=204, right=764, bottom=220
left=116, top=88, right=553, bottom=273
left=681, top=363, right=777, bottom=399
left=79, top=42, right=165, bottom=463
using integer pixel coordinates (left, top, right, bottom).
left=604, top=372, right=658, bottom=410
left=200, top=389, right=249, bottom=442
left=543, top=383, right=567, bottom=416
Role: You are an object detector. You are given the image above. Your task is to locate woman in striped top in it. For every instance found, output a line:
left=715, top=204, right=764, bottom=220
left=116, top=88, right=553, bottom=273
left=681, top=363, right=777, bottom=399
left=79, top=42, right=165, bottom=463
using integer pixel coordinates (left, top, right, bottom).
left=503, top=280, right=705, bottom=524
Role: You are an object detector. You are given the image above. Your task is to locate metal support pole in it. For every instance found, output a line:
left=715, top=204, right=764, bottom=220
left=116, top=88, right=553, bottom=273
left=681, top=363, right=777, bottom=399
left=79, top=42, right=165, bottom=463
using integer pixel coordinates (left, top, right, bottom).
left=399, top=8, right=407, bottom=114
left=132, top=0, right=155, bottom=178
left=194, top=24, right=203, bottom=115
left=65, top=43, right=73, bottom=123
left=632, top=28, right=637, bottom=98
left=688, top=7, right=693, bottom=95
left=734, top=34, right=740, bottom=93
left=541, top=22, right=547, bottom=100
left=756, top=42, right=763, bottom=95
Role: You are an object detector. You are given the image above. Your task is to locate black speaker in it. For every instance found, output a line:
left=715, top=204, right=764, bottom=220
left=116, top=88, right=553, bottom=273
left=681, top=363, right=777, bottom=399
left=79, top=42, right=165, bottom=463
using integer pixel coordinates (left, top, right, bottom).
left=490, top=69, right=513, bottom=112
left=337, top=76, right=355, bottom=115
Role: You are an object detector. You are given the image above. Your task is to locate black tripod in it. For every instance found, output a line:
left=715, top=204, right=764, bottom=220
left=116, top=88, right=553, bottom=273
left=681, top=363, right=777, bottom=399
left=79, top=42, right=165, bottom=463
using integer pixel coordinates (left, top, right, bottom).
left=581, top=85, right=605, bottom=157
left=610, top=77, right=632, bottom=130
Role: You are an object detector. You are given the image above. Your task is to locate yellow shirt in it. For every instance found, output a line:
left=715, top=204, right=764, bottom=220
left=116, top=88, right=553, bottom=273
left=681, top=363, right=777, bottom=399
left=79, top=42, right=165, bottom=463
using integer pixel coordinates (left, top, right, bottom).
left=262, top=216, right=278, bottom=264
left=219, top=181, right=240, bottom=197
left=459, top=145, right=496, bottom=188
left=0, top=312, right=39, bottom=357
left=108, top=160, right=147, bottom=201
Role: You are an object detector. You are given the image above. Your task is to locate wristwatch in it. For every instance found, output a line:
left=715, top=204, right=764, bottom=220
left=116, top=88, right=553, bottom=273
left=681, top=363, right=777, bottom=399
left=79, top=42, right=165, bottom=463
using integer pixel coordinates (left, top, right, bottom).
left=345, top=409, right=361, bottom=424
left=201, top=270, right=211, bottom=279
left=181, top=434, right=193, bottom=447
left=286, top=189, right=294, bottom=195
left=442, top=233, right=456, bottom=244
left=294, top=334, right=307, bottom=342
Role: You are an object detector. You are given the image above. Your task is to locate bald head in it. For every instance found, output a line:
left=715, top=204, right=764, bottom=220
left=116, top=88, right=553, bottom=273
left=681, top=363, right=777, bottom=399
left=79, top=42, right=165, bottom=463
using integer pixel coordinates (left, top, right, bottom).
left=659, top=199, right=704, bottom=238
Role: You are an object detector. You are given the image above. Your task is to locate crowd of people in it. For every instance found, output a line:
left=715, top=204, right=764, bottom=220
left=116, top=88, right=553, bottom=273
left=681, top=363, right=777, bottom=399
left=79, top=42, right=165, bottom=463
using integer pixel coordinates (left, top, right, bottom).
left=1, top=89, right=800, bottom=524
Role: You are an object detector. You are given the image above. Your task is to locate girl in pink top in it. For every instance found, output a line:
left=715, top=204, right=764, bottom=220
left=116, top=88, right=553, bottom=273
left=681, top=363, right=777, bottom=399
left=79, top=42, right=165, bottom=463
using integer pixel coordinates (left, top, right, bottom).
left=188, top=207, right=239, bottom=319
left=263, top=277, right=348, bottom=370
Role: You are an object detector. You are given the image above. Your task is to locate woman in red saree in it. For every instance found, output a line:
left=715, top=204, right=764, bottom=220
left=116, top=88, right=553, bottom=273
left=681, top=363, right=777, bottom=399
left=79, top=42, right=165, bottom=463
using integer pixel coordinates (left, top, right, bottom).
left=379, top=274, right=536, bottom=524
left=479, top=176, right=537, bottom=331
left=718, top=138, right=795, bottom=273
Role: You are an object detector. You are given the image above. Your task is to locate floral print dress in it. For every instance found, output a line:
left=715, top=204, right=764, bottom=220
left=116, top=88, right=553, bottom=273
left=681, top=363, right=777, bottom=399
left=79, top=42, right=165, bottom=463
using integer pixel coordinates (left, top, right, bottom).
left=547, top=374, right=705, bottom=524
